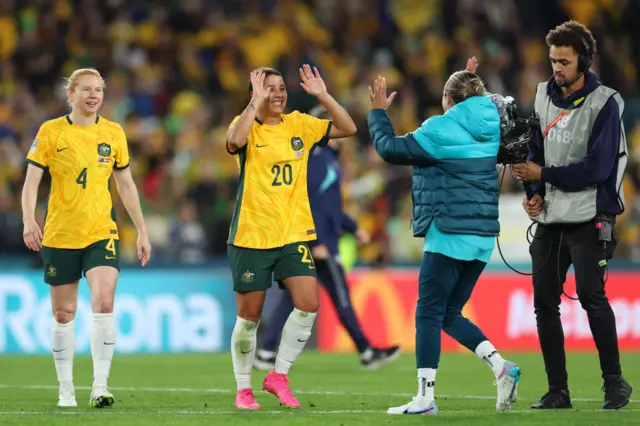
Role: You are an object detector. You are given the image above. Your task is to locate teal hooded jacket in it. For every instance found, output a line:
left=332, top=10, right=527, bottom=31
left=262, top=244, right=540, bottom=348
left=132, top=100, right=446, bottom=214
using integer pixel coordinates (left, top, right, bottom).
left=367, top=94, right=501, bottom=262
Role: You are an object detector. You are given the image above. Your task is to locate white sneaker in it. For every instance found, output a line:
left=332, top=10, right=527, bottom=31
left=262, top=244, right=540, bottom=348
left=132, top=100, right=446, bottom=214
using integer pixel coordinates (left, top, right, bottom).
left=89, top=385, right=115, bottom=408
left=387, top=397, right=438, bottom=415
left=495, top=360, right=520, bottom=412
left=57, top=385, right=77, bottom=407
left=253, top=350, right=276, bottom=371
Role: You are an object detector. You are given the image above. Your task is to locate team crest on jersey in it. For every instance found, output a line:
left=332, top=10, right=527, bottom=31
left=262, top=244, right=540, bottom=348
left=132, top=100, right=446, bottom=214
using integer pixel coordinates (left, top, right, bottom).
left=97, top=143, right=111, bottom=157
left=290, top=137, right=304, bottom=151
left=241, top=270, right=255, bottom=282
left=46, top=264, right=57, bottom=277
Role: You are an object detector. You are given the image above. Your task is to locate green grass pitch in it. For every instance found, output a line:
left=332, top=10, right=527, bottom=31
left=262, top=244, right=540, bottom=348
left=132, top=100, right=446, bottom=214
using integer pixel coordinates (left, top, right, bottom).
left=0, top=352, right=638, bottom=425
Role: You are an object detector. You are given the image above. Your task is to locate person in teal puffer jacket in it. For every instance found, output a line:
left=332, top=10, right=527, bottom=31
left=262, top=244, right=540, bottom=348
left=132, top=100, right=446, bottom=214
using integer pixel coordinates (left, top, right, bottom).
left=366, top=59, right=521, bottom=415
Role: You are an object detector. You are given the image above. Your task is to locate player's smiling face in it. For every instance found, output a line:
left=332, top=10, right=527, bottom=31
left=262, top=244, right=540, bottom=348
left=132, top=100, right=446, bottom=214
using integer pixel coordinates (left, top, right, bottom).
left=69, top=74, right=104, bottom=116
left=264, top=74, right=287, bottom=115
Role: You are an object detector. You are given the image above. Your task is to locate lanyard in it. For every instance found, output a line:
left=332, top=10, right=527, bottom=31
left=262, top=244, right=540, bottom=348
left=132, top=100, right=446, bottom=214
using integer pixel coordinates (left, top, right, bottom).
left=542, top=96, right=585, bottom=139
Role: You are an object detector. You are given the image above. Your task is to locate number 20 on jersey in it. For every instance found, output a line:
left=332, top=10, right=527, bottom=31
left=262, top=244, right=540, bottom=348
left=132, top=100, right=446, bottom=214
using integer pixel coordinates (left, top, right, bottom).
left=271, top=163, right=293, bottom=186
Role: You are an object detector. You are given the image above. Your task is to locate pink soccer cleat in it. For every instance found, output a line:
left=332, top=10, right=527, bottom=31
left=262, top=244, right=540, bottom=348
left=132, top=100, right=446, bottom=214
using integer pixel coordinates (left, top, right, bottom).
left=235, top=388, right=260, bottom=409
left=262, top=369, right=300, bottom=408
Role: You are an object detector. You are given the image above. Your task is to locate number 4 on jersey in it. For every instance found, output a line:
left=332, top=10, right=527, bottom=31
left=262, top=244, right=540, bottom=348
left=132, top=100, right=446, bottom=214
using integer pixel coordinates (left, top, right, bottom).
left=76, top=168, right=88, bottom=189
left=106, top=239, right=117, bottom=257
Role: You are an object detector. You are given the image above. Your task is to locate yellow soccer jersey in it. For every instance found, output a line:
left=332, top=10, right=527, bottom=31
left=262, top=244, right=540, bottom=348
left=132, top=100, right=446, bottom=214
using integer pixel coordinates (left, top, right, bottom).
left=26, top=115, right=130, bottom=249
left=227, top=111, right=332, bottom=249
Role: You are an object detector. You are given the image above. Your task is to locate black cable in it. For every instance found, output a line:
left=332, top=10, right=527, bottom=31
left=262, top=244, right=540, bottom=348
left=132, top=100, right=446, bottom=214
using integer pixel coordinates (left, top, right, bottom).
left=495, top=165, right=552, bottom=276
left=556, top=231, right=578, bottom=301
left=494, top=164, right=610, bottom=298
left=558, top=233, right=609, bottom=302
left=603, top=257, right=609, bottom=285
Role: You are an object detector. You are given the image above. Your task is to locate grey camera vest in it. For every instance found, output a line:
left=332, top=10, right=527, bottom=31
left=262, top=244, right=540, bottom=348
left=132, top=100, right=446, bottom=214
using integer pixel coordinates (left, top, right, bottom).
left=532, top=83, right=627, bottom=224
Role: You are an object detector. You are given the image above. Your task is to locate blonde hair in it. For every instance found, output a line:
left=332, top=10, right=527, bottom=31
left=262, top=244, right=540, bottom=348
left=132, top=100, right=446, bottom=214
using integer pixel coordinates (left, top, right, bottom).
left=63, top=68, right=106, bottom=109
left=444, top=71, right=486, bottom=105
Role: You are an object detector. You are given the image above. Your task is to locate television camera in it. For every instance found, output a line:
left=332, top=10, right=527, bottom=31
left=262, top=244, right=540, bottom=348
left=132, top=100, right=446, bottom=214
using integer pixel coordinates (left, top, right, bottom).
left=489, top=93, right=540, bottom=199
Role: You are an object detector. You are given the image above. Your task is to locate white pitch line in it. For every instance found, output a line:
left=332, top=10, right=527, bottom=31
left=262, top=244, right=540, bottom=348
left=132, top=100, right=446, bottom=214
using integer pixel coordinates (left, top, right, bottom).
left=0, top=384, right=637, bottom=404
left=0, top=409, right=380, bottom=415
left=1, top=409, right=640, bottom=416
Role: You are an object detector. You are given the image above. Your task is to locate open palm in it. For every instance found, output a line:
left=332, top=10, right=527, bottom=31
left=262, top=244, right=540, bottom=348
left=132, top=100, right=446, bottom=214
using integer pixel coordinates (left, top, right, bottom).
left=299, top=64, right=327, bottom=98
left=466, top=56, right=479, bottom=73
left=368, top=76, right=397, bottom=110
left=250, top=69, right=269, bottom=102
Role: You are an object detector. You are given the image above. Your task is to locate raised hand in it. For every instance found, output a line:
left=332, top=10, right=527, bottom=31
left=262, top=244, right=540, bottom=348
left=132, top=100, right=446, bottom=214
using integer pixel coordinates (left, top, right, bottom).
left=299, top=64, right=328, bottom=98
left=466, top=56, right=479, bottom=73
left=250, top=69, right=269, bottom=104
left=368, top=76, right=397, bottom=110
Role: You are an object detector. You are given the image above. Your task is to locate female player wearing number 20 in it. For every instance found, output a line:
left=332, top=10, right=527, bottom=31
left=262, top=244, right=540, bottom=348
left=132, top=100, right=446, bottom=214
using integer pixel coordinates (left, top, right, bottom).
left=22, top=68, right=151, bottom=408
left=226, top=65, right=357, bottom=409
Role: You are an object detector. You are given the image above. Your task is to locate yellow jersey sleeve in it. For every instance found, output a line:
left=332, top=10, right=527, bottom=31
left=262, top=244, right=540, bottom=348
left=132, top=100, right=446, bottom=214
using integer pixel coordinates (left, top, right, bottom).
left=299, top=112, right=332, bottom=147
left=26, top=124, right=53, bottom=169
left=226, top=115, right=243, bottom=155
left=113, top=125, right=130, bottom=170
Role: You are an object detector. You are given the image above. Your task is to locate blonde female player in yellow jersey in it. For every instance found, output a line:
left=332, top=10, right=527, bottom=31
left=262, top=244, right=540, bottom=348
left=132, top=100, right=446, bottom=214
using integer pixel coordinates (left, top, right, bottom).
left=226, top=65, right=357, bottom=409
left=21, top=68, right=151, bottom=409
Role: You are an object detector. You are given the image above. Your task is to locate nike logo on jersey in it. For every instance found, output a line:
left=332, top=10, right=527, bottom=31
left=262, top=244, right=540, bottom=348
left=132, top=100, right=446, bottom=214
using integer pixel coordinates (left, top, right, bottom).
left=256, top=144, right=268, bottom=148
left=106, top=256, right=116, bottom=259
left=56, top=147, right=68, bottom=152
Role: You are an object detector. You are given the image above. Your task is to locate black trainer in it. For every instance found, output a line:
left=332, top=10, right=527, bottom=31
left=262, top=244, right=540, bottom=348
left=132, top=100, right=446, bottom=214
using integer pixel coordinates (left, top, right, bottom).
left=253, top=351, right=276, bottom=371
left=531, top=389, right=572, bottom=409
left=603, top=375, right=633, bottom=410
left=360, top=346, right=401, bottom=370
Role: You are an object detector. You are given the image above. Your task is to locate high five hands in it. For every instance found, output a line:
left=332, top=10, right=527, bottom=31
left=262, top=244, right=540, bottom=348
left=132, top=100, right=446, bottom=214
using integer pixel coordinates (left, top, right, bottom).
left=369, top=57, right=480, bottom=110
left=368, top=76, right=397, bottom=110
left=466, top=56, right=479, bottom=73
left=299, top=64, right=328, bottom=99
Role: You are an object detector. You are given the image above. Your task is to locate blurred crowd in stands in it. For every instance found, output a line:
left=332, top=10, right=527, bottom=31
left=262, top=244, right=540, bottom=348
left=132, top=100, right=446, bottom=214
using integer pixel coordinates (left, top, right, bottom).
left=1, top=0, right=640, bottom=266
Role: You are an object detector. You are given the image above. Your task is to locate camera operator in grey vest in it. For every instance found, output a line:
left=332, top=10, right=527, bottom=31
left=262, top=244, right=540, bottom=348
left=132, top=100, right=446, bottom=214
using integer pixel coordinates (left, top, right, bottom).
left=512, top=20, right=631, bottom=411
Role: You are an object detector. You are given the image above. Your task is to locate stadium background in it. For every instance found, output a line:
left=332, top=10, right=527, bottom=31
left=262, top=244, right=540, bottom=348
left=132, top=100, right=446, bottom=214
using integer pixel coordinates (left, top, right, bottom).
left=1, top=0, right=640, bottom=356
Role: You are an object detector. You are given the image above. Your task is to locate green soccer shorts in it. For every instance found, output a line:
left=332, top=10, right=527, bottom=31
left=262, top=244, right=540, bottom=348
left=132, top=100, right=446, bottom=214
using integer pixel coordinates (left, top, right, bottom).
left=41, top=238, right=120, bottom=285
left=227, top=242, right=317, bottom=292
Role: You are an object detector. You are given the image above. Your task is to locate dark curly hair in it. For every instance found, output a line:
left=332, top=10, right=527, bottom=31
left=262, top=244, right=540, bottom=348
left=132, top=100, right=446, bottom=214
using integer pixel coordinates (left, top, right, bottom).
left=545, top=20, right=597, bottom=59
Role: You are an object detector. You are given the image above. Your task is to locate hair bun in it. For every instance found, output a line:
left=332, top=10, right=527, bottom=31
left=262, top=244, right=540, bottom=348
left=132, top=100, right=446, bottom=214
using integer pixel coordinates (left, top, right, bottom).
left=445, top=71, right=486, bottom=104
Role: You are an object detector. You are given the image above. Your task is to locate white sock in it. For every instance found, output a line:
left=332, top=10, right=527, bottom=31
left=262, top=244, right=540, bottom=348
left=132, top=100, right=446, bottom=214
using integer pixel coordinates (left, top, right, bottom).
left=417, top=368, right=436, bottom=402
left=475, top=340, right=505, bottom=377
left=274, top=308, right=316, bottom=375
left=91, top=313, right=116, bottom=387
left=51, top=318, right=75, bottom=387
left=231, top=316, right=259, bottom=391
